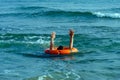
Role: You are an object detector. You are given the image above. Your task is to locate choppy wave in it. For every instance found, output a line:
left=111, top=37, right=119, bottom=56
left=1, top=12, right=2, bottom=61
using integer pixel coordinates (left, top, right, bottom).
left=3, top=70, right=19, bottom=76
left=0, top=9, right=120, bottom=19
left=0, top=33, right=50, bottom=48
left=25, top=71, right=81, bottom=80
left=0, top=11, right=92, bottom=17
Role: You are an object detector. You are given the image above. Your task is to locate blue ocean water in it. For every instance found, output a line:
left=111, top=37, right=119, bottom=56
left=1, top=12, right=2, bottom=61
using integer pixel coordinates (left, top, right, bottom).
left=0, top=0, right=120, bottom=80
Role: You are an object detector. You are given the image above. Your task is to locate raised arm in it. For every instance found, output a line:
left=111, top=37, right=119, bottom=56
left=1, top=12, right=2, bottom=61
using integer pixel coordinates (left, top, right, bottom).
left=69, top=29, right=74, bottom=49
left=50, top=32, right=56, bottom=50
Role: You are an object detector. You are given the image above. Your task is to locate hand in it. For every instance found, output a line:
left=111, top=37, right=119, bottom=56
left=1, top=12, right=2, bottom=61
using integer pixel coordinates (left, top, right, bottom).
left=69, top=29, right=74, bottom=37
left=51, top=32, right=56, bottom=39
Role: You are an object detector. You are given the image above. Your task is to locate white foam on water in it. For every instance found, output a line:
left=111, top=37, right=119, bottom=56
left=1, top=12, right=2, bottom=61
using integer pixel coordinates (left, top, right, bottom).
left=38, top=74, right=53, bottom=80
left=94, top=12, right=120, bottom=18
left=0, top=36, right=50, bottom=45
left=65, top=71, right=81, bottom=80
left=26, top=71, right=81, bottom=80
left=26, top=39, right=49, bottom=45
left=27, top=36, right=38, bottom=39
left=72, top=72, right=81, bottom=80
left=38, top=75, right=46, bottom=80
left=24, top=36, right=50, bottom=45
left=3, top=70, right=19, bottom=76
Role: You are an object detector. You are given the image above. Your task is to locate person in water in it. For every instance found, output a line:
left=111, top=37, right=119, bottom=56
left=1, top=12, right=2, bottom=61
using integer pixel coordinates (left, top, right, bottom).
left=50, top=32, right=56, bottom=50
left=50, top=29, right=74, bottom=50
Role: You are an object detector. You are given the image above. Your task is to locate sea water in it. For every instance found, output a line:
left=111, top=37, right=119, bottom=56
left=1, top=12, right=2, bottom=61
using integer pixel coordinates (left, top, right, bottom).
left=0, top=0, right=120, bottom=80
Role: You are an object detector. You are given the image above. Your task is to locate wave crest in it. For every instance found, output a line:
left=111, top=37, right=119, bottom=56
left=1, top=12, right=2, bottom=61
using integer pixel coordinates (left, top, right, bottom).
left=0, top=33, right=50, bottom=45
left=0, top=9, right=120, bottom=19
left=93, top=12, right=120, bottom=19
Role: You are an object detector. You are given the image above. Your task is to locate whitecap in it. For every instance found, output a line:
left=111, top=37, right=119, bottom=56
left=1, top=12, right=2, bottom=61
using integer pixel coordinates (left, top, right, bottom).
left=94, top=12, right=120, bottom=18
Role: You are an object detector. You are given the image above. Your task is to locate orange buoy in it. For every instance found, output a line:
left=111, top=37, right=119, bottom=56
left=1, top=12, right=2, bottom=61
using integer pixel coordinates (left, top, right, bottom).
left=45, top=47, right=78, bottom=55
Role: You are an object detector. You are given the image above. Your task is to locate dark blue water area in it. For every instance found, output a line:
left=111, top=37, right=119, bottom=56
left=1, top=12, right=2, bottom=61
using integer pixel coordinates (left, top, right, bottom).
left=0, top=0, right=120, bottom=80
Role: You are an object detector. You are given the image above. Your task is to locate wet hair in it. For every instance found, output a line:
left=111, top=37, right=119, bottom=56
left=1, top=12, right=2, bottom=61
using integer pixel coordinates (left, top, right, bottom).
left=57, top=45, right=63, bottom=50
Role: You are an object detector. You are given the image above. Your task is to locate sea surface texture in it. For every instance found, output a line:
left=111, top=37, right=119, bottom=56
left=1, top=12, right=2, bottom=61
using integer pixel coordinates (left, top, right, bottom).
left=0, top=0, right=120, bottom=80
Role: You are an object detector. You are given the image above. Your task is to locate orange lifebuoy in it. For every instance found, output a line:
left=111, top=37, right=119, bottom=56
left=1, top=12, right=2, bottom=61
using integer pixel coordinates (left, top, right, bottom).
left=45, top=47, right=78, bottom=55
